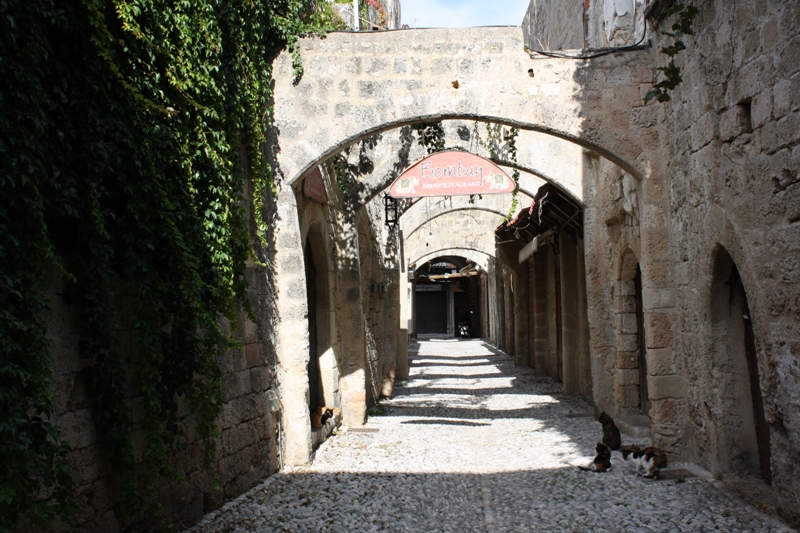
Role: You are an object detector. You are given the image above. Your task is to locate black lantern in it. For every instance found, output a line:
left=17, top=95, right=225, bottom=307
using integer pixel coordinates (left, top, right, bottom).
left=383, top=193, right=398, bottom=229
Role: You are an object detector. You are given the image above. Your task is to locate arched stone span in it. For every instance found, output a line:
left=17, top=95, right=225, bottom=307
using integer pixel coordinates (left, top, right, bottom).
left=401, top=200, right=530, bottom=241
left=332, top=123, right=579, bottom=207
left=404, top=210, right=502, bottom=271
left=412, top=247, right=493, bottom=272
left=272, top=27, right=657, bottom=186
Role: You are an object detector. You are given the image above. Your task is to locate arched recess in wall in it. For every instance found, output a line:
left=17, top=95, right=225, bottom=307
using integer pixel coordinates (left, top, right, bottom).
left=708, top=246, right=771, bottom=483
left=614, top=249, right=650, bottom=417
left=303, top=224, right=340, bottom=434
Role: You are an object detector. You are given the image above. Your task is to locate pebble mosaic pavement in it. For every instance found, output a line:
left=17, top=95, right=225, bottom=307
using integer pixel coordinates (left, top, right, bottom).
left=186, top=339, right=795, bottom=533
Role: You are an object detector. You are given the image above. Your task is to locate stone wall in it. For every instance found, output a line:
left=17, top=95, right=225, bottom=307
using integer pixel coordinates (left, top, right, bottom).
left=521, top=0, right=584, bottom=51
left=655, top=0, right=800, bottom=506
left=585, top=0, right=646, bottom=48
left=578, top=0, right=800, bottom=512
left=41, top=264, right=279, bottom=532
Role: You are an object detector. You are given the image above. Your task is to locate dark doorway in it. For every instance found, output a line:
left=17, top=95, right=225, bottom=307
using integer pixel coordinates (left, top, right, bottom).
left=416, top=289, right=448, bottom=334
left=634, top=266, right=650, bottom=416
left=731, top=267, right=771, bottom=483
left=554, top=249, right=563, bottom=383
left=454, top=290, right=470, bottom=337
left=304, top=239, right=324, bottom=413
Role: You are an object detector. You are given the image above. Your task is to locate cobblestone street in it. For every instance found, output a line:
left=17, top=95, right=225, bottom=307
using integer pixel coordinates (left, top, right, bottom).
left=186, top=339, right=795, bottom=533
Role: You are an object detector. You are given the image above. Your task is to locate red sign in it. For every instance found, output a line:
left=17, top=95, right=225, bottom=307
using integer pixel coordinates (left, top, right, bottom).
left=388, top=151, right=514, bottom=198
left=303, top=167, right=328, bottom=205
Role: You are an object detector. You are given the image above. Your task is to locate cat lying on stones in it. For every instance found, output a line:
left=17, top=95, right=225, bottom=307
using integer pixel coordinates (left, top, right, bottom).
left=578, top=442, right=612, bottom=473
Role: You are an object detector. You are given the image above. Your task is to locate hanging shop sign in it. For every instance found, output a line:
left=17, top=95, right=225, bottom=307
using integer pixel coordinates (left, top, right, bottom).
left=303, top=167, right=328, bottom=205
left=388, top=151, right=515, bottom=198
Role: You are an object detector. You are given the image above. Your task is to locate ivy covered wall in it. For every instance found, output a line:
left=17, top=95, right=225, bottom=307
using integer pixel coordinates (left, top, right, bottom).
left=0, top=1, right=339, bottom=531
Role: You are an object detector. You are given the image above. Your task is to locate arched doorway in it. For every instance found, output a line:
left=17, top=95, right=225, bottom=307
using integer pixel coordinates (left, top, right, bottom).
left=710, top=248, right=771, bottom=482
left=615, top=251, right=649, bottom=417
left=413, top=256, right=482, bottom=338
left=304, top=238, right=325, bottom=418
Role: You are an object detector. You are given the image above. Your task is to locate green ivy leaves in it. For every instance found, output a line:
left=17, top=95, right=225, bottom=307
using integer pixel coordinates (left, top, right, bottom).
left=645, top=3, right=699, bottom=103
left=1, top=0, right=338, bottom=529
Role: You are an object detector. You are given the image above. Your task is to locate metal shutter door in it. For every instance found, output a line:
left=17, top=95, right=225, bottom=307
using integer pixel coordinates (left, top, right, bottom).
left=416, top=290, right=448, bottom=334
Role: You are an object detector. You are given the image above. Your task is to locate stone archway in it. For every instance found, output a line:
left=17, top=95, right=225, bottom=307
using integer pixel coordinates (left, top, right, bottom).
left=268, top=25, right=663, bottom=465
left=404, top=210, right=501, bottom=269
left=329, top=122, right=579, bottom=211
left=272, top=27, right=658, bottom=187
left=708, top=246, right=771, bottom=482
left=400, top=196, right=534, bottom=239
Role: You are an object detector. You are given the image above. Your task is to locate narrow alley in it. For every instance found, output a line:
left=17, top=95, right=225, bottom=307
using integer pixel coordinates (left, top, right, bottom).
left=186, top=340, right=792, bottom=533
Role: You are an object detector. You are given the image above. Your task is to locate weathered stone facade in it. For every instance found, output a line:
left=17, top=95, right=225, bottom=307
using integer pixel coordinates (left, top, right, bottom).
left=28, top=1, right=800, bottom=530
left=41, top=263, right=280, bottom=532
left=545, top=0, right=800, bottom=513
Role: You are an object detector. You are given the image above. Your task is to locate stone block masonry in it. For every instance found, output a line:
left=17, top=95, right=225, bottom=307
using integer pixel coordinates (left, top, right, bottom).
left=34, top=264, right=280, bottom=533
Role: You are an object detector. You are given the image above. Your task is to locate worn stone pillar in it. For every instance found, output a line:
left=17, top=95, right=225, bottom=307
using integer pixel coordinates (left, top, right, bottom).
left=479, top=273, right=489, bottom=339
left=639, top=164, right=687, bottom=456
left=497, top=266, right=507, bottom=351
left=334, top=205, right=368, bottom=427
left=497, top=243, right=529, bottom=365
left=487, top=258, right=499, bottom=345
left=381, top=266, right=399, bottom=398
left=273, top=185, right=312, bottom=466
left=559, top=232, right=591, bottom=397
left=396, top=232, right=409, bottom=380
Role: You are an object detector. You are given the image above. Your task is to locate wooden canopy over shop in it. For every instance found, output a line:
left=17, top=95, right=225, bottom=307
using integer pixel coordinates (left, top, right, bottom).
left=495, top=183, right=583, bottom=244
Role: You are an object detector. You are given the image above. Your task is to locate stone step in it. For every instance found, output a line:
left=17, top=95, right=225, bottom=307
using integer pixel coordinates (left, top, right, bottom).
left=616, top=414, right=652, bottom=439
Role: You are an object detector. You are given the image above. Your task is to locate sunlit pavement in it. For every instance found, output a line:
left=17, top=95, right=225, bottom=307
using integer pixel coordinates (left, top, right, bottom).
left=186, top=339, right=795, bottom=533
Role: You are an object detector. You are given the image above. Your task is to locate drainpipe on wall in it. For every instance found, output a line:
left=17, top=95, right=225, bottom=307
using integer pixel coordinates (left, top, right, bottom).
left=353, top=0, right=361, bottom=30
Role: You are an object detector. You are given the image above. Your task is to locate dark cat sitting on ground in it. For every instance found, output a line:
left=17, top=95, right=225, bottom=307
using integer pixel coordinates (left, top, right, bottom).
left=621, top=445, right=668, bottom=479
left=599, top=412, right=621, bottom=450
left=578, top=442, right=612, bottom=472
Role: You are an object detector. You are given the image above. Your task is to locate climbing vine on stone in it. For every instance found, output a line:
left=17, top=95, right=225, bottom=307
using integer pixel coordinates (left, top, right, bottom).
left=0, top=0, right=339, bottom=529
left=411, top=122, right=447, bottom=155
left=644, top=3, right=699, bottom=103
left=473, top=123, right=520, bottom=218
left=364, top=0, right=388, bottom=28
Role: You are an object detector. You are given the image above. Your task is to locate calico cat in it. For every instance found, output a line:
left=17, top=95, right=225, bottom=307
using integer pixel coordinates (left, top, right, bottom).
left=621, top=446, right=667, bottom=479
left=599, top=412, right=622, bottom=450
left=310, top=407, right=323, bottom=429
left=311, top=406, right=340, bottom=429
left=578, top=442, right=612, bottom=473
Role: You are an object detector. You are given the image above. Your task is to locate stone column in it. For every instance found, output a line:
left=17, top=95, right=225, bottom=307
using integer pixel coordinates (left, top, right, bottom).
left=497, top=242, right=529, bottom=365
left=639, top=162, right=687, bottom=455
left=487, top=258, right=499, bottom=345
left=273, top=184, right=312, bottom=466
left=381, top=266, right=399, bottom=397
left=334, top=205, right=368, bottom=427
left=396, top=230, right=409, bottom=380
